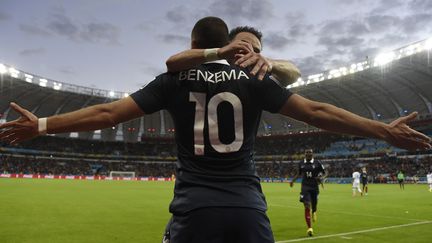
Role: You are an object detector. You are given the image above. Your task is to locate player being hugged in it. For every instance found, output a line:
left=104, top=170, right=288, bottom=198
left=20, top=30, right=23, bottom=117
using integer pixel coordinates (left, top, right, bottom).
left=290, top=149, right=327, bottom=237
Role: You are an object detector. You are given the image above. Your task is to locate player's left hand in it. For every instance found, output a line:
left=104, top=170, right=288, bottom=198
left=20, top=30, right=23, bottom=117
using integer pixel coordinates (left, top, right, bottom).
left=0, top=102, right=39, bottom=145
left=385, top=112, right=432, bottom=150
left=234, top=52, right=272, bottom=80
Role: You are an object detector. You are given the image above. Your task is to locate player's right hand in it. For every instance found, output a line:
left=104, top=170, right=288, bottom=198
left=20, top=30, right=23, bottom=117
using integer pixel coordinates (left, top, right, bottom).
left=217, top=40, right=253, bottom=61
left=234, top=52, right=272, bottom=80
left=0, top=102, right=39, bottom=145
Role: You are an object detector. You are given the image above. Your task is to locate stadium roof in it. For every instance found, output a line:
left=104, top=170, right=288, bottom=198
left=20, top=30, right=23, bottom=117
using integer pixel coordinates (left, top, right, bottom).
left=1, top=38, right=432, bottom=142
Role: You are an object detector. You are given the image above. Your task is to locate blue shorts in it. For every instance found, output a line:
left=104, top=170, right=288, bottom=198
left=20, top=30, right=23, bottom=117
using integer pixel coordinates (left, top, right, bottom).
left=169, top=207, right=274, bottom=243
left=300, top=185, right=319, bottom=204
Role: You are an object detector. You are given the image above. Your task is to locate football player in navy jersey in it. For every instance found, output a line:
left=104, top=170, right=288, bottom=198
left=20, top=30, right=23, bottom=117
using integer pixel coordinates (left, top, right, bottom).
left=361, top=167, right=368, bottom=196
left=290, top=149, right=327, bottom=236
left=1, top=16, right=431, bottom=243
left=162, top=25, right=303, bottom=242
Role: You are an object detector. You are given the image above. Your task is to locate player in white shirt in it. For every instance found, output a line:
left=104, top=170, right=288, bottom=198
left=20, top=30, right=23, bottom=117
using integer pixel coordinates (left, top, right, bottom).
left=352, top=170, right=362, bottom=197
left=427, top=172, right=432, bottom=192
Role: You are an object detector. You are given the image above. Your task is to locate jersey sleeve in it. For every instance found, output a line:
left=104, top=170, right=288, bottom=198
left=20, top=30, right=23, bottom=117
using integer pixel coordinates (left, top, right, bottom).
left=255, top=75, right=293, bottom=113
left=130, top=74, right=171, bottom=114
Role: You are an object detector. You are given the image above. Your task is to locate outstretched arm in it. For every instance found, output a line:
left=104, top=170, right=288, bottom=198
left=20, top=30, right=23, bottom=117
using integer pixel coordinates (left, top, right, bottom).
left=0, top=97, right=144, bottom=144
left=279, top=94, right=431, bottom=151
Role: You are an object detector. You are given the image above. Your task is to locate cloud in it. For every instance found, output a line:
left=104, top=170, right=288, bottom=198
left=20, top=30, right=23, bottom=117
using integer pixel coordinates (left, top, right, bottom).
left=46, top=13, right=120, bottom=44
left=19, top=48, right=46, bottom=56
left=350, top=46, right=380, bottom=61
left=80, top=22, right=120, bottom=44
left=264, top=33, right=295, bottom=50
left=208, top=0, right=274, bottom=25
left=319, top=19, right=369, bottom=36
left=284, top=13, right=314, bottom=39
left=0, top=12, right=10, bottom=21
left=260, top=12, right=314, bottom=51
left=294, top=55, right=326, bottom=76
left=399, top=13, right=432, bottom=34
left=19, top=24, right=52, bottom=36
left=365, top=15, right=401, bottom=33
left=409, top=0, right=432, bottom=12
left=319, top=36, right=364, bottom=48
left=46, top=13, right=79, bottom=39
left=57, top=67, right=76, bottom=75
left=166, top=7, right=188, bottom=23
left=158, top=34, right=189, bottom=45
left=371, top=0, right=406, bottom=13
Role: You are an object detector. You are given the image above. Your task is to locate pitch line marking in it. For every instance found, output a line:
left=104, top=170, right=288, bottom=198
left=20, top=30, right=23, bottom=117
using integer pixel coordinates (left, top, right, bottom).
left=275, top=221, right=432, bottom=242
left=269, top=204, right=426, bottom=222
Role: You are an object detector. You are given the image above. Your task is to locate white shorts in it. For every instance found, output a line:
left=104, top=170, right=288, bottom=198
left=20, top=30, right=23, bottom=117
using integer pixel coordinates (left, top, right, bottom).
left=352, top=182, right=361, bottom=191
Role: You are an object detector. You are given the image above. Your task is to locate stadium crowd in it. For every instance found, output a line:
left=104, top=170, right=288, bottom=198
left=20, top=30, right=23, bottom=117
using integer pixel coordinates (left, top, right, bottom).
left=1, top=131, right=431, bottom=180
left=1, top=153, right=431, bottom=182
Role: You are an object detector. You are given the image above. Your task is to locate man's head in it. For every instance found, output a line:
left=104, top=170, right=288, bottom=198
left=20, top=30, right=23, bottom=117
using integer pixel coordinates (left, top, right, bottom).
left=305, top=149, right=313, bottom=161
left=191, top=16, right=229, bottom=49
left=362, top=167, right=367, bottom=173
left=229, top=26, right=263, bottom=53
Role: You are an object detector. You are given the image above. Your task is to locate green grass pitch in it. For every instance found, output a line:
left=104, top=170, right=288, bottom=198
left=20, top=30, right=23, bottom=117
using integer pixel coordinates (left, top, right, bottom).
left=0, top=179, right=431, bottom=242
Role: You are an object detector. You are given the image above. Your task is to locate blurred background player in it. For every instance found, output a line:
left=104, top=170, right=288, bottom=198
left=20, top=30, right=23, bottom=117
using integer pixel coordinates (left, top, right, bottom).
left=290, top=149, right=327, bottom=237
left=397, top=170, right=405, bottom=190
left=361, top=167, right=368, bottom=196
left=427, top=171, right=432, bottom=192
left=352, top=169, right=362, bottom=197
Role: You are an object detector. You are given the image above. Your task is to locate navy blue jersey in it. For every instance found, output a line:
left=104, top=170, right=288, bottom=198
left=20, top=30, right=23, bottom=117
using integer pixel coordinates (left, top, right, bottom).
left=131, top=60, right=292, bottom=214
left=298, top=159, right=325, bottom=188
left=361, top=172, right=368, bottom=182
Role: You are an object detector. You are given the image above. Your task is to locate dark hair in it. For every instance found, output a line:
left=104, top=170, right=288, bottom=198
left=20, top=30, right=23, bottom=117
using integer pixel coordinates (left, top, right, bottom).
left=229, top=26, right=263, bottom=42
left=191, top=16, right=229, bottom=48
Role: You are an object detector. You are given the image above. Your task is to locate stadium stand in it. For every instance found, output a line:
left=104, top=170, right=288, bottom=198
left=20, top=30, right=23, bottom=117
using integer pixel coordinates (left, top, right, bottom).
left=1, top=39, right=432, bottom=182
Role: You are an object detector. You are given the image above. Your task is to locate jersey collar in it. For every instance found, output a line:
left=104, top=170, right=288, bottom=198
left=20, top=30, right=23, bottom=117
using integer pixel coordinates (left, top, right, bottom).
left=304, top=158, right=314, bottom=163
left=204, top=60, right=230, bottom=66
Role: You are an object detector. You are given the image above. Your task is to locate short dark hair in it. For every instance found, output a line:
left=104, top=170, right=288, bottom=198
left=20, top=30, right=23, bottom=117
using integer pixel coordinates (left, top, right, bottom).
left=229, top=26, right=263, bottom=43
left=191, top=16, right=229, bottom=49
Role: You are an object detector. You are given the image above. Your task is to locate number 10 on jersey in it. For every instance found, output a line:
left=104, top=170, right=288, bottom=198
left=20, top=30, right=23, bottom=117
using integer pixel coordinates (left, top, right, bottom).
left=189, top=92, right=244, bottom=155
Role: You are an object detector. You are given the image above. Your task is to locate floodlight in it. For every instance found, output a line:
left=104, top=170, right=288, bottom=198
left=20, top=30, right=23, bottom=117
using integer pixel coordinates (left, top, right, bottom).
left=0, top=64, right=6, bottom=74
left=425, top=38, right=432, bottom=50
left=53, top=82, right=62, bottom=90
left=24, top=74, right=33, bottom=83
left=374, top=52, right=395, bottom=66
left=123, top=93, right=129, bottom=98
left=9, top=67, right=19, bottom=78
left=39, top=78, right=48, bottom=87
left=109, top=91, right=115, bottom=97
